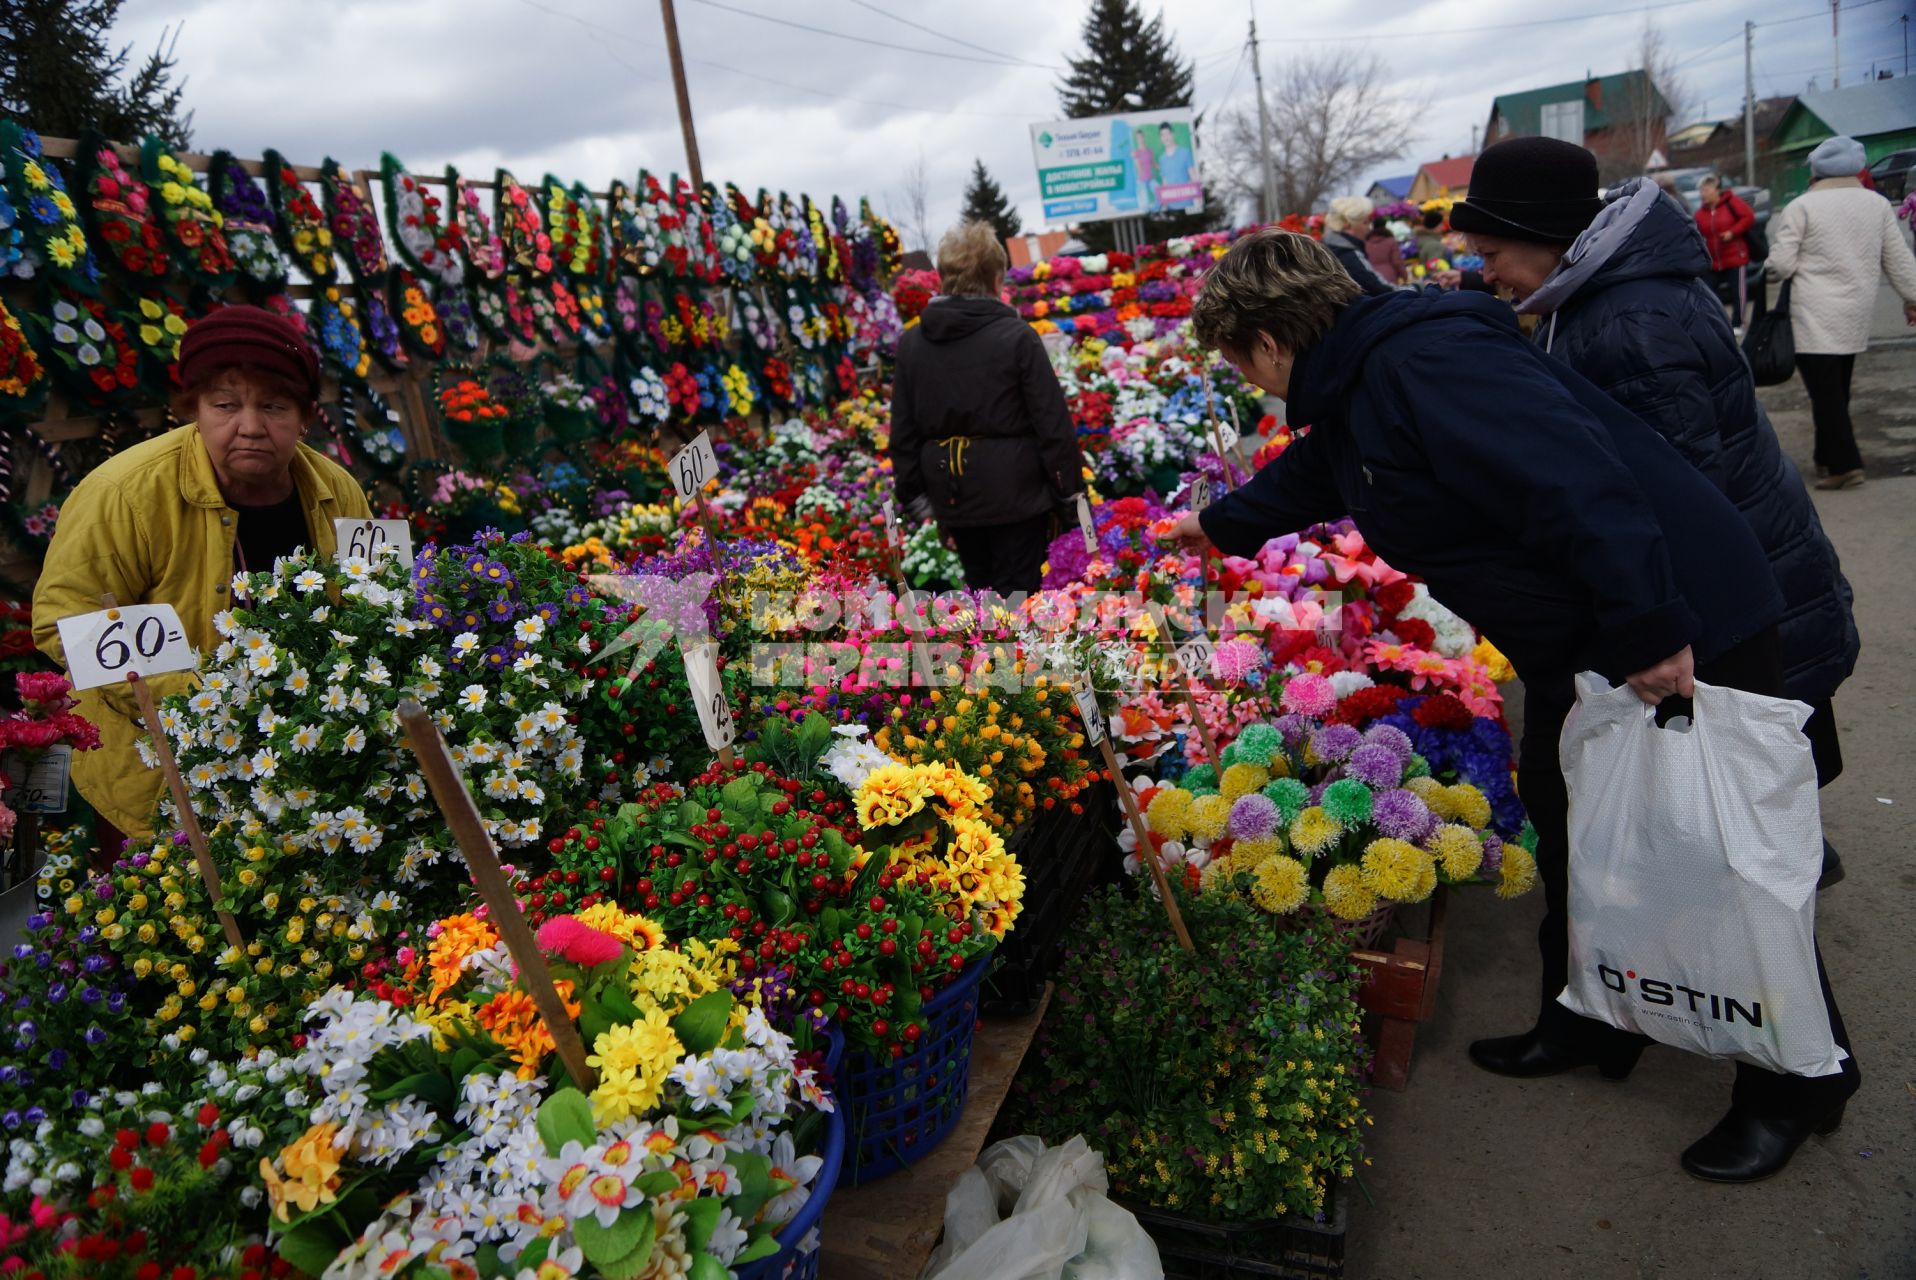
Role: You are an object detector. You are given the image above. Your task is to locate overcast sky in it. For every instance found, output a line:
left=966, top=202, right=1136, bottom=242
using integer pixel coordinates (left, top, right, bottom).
left=110, top=0, right=1911, bottom=247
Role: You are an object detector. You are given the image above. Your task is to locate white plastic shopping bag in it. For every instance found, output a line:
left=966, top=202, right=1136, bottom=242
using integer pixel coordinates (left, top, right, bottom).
left=1557, top=672, right=1844, bottom=1077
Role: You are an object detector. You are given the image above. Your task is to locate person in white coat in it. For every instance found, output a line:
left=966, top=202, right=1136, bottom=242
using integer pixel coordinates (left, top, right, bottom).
left=1768, top=135, right=1916, bottom=490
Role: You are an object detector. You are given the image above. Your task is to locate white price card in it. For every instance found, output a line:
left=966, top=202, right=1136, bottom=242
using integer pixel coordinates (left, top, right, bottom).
left=1175, top=631, right=1216, bottom=683
left=679, top=640, right=737, bottom=751
left=3, top=744, right=71, bottom=814
left=1189, top=477, right=1212, bottom=510
left=881, top=498, right=904, bottom=552
left=1072, top=677, right=1105, bottom=746
left=57, top=604, right=196, bottom=691
left=334, top=517, right=414, bottom=569
left=1217, top=420, right=1240, bottom=451
left=669, top=430, right=720, bottom=501
left=1075, top=493, right=1097, bottom=555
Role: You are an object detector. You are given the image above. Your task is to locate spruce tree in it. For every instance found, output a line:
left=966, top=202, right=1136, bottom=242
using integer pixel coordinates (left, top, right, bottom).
left=959, top=159, right=1022, bottom=244
left=1057, top=0, right=1221, bottom=250
left=0, top=0, right=194, bottom=146
left=1058, top=0, right=1193, bottom=117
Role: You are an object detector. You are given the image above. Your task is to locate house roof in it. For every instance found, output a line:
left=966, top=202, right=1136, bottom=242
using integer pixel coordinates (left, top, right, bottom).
left=1490, top=70, right=1669, bottom=136
left=1667, top=121, right=1725, bottom=149
left=1369, top=174, right=1415, bottom=198
left=1418, top=155, right=1476, bottom=190
left=1779, top=77, right=1916, bottom=146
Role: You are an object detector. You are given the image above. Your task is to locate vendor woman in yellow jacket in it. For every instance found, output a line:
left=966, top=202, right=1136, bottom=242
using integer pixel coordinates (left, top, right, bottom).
left=33, top=305, right=370, bottom=857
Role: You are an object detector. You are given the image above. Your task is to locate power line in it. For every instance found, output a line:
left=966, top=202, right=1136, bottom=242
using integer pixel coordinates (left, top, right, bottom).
left=689, top=0, right=1055, bottom=69
left=1754, top=0, right=1883, bottom=28
left=1198, top=44, right=1251, bottom=123
left=841, top=0, right=1053, bottom=69
left=507, top=0, right=1038, bottom=120
left=1246, top=0, right=1711, bottom=43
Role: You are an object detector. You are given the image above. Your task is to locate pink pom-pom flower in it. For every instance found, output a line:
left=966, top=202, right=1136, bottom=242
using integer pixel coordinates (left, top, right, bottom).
left=535, top=916, right=625, bottom=968
left=1279, top=672, right=1337, bottom=717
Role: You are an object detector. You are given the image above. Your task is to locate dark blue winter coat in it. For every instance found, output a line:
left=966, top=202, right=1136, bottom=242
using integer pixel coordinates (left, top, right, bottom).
left=1518, top=180, right=1859, bottom=702
left=1197, top=287, right=1783, bottom=691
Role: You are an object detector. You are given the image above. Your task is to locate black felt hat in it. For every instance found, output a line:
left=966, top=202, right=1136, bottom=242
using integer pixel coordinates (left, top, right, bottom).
left=1449, top=137, right=1605, bottom=244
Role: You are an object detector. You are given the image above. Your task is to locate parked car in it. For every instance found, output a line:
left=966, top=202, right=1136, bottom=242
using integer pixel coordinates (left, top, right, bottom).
left=1867, top=149, right=1915, bottom=203
left=1651, top=165, right=1773, bottom=226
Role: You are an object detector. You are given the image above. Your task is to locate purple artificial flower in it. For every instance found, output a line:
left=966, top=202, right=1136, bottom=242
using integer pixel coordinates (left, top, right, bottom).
left=1346, top=743, right=1403, bottom=789
left=1228, top=793, right=1281, bottom=841
left=1360, top=723, right=1414, bottom=763
left=106, top=991, right=126, bottom=1014
left=83, top=1025, right=107, bottom=1046
left=71, top=1087, right=90, bottom=1108
left=1309, top=723, right=1362, bottom=764
left=1372, top=789, right=1435, bottom=842
left=1481, top=832, right=1505, bottom=874
left=78, top=985, right=100, bottom=1005
left=1273, top=713, right=1313, bottom=749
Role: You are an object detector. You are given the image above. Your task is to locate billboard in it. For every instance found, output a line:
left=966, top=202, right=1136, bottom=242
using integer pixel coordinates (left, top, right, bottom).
left=1029, top=107, right=1202, bottom=226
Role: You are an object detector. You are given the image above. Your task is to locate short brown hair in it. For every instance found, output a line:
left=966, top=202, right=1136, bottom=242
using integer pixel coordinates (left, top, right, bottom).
left=1191, top=230, right=1360, bottom=357
left=936, top=221, right=1008, bottom=297
left=170, top=363, right=316, bottom=423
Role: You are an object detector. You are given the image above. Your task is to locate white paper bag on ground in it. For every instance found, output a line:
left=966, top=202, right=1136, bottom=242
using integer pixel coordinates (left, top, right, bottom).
left=1558, top=673, right=1843, bottom=1077
left=921, top=1135, right=1163, bottom=1280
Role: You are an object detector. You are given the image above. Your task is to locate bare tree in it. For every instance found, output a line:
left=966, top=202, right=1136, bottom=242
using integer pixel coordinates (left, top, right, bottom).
left=1219, top=50, right=1423, bottom=220
left=1618, top=18, right=1693, bottom=182
left=888, top=150, right=933, bottom=254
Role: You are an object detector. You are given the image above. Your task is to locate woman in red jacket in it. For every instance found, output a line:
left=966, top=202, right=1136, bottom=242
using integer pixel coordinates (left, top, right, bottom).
left=1696, top=176, right=1762, bottom=329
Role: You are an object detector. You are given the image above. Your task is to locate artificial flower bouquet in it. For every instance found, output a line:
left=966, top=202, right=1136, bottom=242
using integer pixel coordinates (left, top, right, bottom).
left=255, top=903, right=836, bottom=1277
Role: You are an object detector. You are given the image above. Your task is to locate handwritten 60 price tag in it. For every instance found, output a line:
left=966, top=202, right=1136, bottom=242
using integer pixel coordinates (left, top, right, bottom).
left=57, top=603, right=196, bottom=691
left=669, top=431, right=720, bottom=502
left=334, top=518, right=414, bottom=569
left=1075, top=493, right=1097, bottom=556
left=881, top=498, right=904, bottom=552
left=679, top=640, right=737, bottom=751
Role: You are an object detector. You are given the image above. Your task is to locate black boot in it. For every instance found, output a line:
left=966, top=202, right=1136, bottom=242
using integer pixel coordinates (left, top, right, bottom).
left=1679, top=1101, right=1846, bottom=1183
left=1468, top=1028, right=1644, bottom=1080
left=1817, top=839, right=1845, bottom=891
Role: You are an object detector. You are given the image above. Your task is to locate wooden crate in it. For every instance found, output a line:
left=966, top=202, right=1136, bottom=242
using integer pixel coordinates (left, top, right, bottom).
left=1349, top=886, right=1449, bottom=1091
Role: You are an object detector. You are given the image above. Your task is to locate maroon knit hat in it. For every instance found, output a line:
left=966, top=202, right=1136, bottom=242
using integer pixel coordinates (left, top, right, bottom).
left=178, top=305, right=322, bottom=401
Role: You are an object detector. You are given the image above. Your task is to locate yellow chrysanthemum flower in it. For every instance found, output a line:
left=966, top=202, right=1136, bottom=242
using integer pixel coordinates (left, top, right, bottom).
left=1145, top=787, right=1193, bottom=841
left=1426, top=823, right=1484, bottom=879
left=1361, top=838, right=1435, bottom=903
left=1231, top=835, right=1281, bottom=868
left=1445, top=785, right=1492, bottom=830
left=1471, top=637, right=1515, bottom=683
left=1251, top=855, right=1309, bottom=914
left=1220, top=762, right=1271, bottom=801
left=1188, top=793, right=1232, bottom=843
left=1497, top=844, right=1539, bottom=899
left=1321, top=864, right=1378, bottom=921
left=854, top=763, right=930, bottom=829
left=1288, top=806, right=1342, bottom=858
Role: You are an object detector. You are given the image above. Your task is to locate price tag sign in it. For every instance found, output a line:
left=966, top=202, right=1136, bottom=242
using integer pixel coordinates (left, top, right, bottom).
left=1072, top=676, right=1105, bottom=746
left=669, top=430, right=720, bottom=501
left=334, top=518, right=414, bottom=569
left=57, top=604, right=196, bottom=691
left=3, top=745, right=71, bottom=814
left=1190, top=477, right=1212, bottom=510
left=1218, top=420, right=1240, bottom=451
left=881, top=498, right=904, bottom=552
left=1175, top=631, right=1216, bottom=683
left=1075, top=493, right=1097, bottom=555
left=679, top=640, right=737, bottom=751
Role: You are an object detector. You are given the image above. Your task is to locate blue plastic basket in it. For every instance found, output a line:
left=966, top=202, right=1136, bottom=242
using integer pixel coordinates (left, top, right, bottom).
left=733, top=1092, right=846, bottom=1280
left=840, top=954, right=990, bottom=1186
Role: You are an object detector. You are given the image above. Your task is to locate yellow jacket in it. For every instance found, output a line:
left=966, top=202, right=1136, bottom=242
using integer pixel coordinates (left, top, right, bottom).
left=32, top=424, right=371, bottom=837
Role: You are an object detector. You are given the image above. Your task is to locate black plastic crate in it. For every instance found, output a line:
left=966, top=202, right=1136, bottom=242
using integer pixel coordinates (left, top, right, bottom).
left=1122, top=1184, right=1347, bottom=1280
left=981, top=779, right=1116, bottom=1014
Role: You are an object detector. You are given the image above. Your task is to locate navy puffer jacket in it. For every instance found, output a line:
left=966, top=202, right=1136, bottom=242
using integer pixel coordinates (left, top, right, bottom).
left=1519, top=180, right=1859, bottom=702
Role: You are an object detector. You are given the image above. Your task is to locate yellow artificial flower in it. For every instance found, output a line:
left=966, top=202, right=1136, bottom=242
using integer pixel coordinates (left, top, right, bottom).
left=1321, top=864, right=1378, bottom=921
left=263, top=1122, right=344, bottom=1221
left=1498, top=844, right=1539, bottom=899
left=1427, top=823, right=1484, bottom=879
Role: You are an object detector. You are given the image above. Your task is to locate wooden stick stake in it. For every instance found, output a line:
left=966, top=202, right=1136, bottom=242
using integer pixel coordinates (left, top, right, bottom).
left=1199, top=367, right=1233, bottom=483
left=1070, top=676, right=1195, bottom=951
left=97, top=593, right=242, bottom=950
left=396, top=700, right=597, bottom=1091
left=126, top=670, right=244, bottom=952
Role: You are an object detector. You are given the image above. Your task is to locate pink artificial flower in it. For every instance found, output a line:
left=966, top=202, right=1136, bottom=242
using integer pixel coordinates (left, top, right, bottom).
left=535, top=916, right=625, bottom=967
left=1280, top=672, right=1336, bottom=717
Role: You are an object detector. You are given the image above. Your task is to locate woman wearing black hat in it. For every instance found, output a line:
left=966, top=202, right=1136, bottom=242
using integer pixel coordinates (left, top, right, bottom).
left=1446, top=136, right=1860, bottom=1182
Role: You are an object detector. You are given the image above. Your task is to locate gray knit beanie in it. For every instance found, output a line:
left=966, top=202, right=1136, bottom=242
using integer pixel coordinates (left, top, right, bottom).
left=1808, top=136, right=1866, bottom=179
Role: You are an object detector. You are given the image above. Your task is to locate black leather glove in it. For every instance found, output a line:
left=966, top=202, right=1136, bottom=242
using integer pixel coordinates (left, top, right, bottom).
left=903, top=493, right=933, bottom=524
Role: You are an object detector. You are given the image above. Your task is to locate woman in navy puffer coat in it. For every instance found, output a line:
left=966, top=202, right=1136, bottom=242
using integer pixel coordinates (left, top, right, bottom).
left=1515, top=178, right=1859, bottom=783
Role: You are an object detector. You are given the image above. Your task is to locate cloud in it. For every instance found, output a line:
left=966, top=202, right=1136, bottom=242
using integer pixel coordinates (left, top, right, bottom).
left=108, top=0, right=1879, bottom=239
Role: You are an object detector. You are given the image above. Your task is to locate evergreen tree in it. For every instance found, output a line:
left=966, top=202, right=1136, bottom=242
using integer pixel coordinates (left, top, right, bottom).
left=959, top=159, right=1022, bottom=244
left=1058, top=0, right=1193, bottom=117
left=0, top=1, right=194, bottom=146
left=1057, top=0, right=1222, bottom=250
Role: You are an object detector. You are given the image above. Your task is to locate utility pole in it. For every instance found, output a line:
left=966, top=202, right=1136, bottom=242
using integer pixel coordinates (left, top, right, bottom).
left=1831, top=0, right=1841, bottom=90
left=659, top=0, right=706, bottom=189
left=1470, top=123, right=1479, bottom=153
left=1744, top=20, right=1757, bottom=188
left=1902, top=14, right=1908, bottom=76
left=1248, top=4, right=1277, bottom=222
